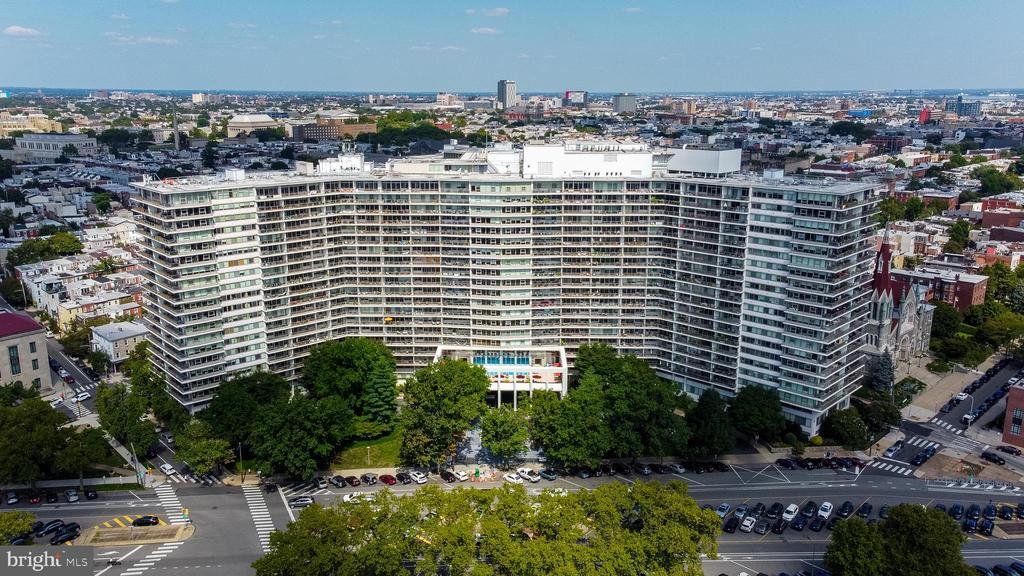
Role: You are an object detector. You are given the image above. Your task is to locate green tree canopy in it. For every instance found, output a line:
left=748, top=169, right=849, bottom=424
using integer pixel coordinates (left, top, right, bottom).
left=931, top=302, right=962, bottom=337
left=823, top=408, right=870, bottom=448
left=480, top=405, right=528, bottom=468
left=96, top=382, right=157, bottom=452
left=729, top=385, right=787, bottom=442
left=177, top=418, right=236, bottom=476
left=0, top=511, right=36, bottom=542
left=877, top=504, right=972, bottom=576
left=253, top=481, right=719, bottom=576
left=0, top=398, right=68, bottom=484
left=399, top=359, right=489, bottom=469
left=56, top=427, right=109, bottom=489
left=687, top=389, right=734, bottom=458
left=824, top=517, right=887, bottom=576
left=948, top=219, right=970, bottom=246
left=249, top=395, right=354, bottom=479
left=302, top=338, right=395, bottom=411
left=200, top=371, right=289, bottom=447
left=536, top=374, right=612, bottom=470
left=876, top=196, right=905, bottom=225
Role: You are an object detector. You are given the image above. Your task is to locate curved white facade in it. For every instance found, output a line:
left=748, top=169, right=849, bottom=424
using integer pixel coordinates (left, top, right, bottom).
left=132, top=143, right=881, bottom=433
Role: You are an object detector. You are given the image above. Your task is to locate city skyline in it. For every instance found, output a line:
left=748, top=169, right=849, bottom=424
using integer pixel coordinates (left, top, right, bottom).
left=3, top=0, right=1024, bottom=93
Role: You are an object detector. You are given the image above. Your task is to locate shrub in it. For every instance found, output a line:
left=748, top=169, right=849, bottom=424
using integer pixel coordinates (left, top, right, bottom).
left=810, top=435, right=823, bottom=446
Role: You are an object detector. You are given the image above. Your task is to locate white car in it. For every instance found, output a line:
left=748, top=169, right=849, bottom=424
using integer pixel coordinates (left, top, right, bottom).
left=739, top=516, right=757, bottom=533
left=73, top=391, right=91, bottom=403
left=453, top=470, right=468, bottom=482
left=667, top=463, right=686, bottom=474
left=49, top=398, right=63, bottom=408
left=782, top=504, right=799, bottom=522
left=517, top=467, right=541, bottom=483
left=159, top=463, right=176, bottom=476
left=57, top=368, right=70, bottom=378
left=409, top=471, right=427, bottom=484
left=955, top=392, right=970, bottom=402
left=503, top=473, right=523, bottom=484
left=342, top=492, right=365, bottom=503
left=818, top=502, right=833, bottom=519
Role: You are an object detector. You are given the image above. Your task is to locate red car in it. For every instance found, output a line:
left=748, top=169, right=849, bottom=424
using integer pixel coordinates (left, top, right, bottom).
left=379, top=474, right=397, bottom=486
left=29, top=493, right=41, bottom=505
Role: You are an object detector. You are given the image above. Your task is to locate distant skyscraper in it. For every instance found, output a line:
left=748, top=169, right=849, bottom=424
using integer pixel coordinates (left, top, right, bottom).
left=612, top=93, right=637, bottom=114
left=563, top=90, right=588, bottom=108
left=944, top=95, right=981, bottom=118
left=497, top=80, right=517, bottom=110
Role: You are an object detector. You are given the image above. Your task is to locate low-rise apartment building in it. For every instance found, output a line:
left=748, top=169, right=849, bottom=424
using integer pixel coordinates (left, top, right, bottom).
left=91, top=321, right=148, bottom=369
left=0, top=312, right=52, bottom=393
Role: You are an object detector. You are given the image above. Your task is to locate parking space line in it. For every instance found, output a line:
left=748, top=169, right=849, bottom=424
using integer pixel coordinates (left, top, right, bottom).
left=729, top=466, right=745, bottom=485
left=278, top=485, right=296, bottom=522
left=672, top=473, right=704, bottom=486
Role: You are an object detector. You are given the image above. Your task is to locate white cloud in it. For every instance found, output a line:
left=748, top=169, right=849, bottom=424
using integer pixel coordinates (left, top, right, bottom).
left=111, top=13, right=130, bottom=20
left=749, top=46, right=763, bottom=51
left=3, top=25, right=42, bottom=37
left=483, top=7, right=509, bottom=16
left=105, top=32, right=178, bottom=45
left=471, top=27, right=499, bottom=34
left=227, top=22, right=256, bottom=29
left=330, top=19, right=343, bottom=25
left=624, top=7, right=642, bottom=13
left=439, top=45, right=465, bottom=52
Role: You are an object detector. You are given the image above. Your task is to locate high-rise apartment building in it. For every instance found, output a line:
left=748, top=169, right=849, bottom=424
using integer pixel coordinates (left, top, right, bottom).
left=497, top=80, right=517, bottom=110
left=612, top=93, right=637, bottom=114
left=132, top=144, right=880, bottom=433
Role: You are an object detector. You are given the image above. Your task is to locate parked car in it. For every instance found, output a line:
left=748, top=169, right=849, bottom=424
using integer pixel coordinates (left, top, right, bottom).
left=6, top=491, right=18, bottom=505
left=771, top=518, right=788, bottom=534
left=517, top=468, right=541, bottom=483
left=410, top=471, right=428, bottom=484
left=288, top=496, right=314, bottom=509
left=667, top=463, right=686, bottom=474
left=754, top=518, right=771, bottom=535
left=826, top=517, right=841, bottom=531
left=452, top=470, right=468, bottom=482
left=1000, top=505, right=1015, bottom=520
left=329, top=475, right=346, bottom=488
left=782, top=504, right=799, bottom=522
left=879, top=504, right=890, bottom=519
left=611, top=462, right=631, bottom=475
left=50, top=526, right=80, bottom=545
left=767, top=502, right=784, bottom=519
left=35, top=520, right=65, bottom=537
left=984, top=504, right=997, bottom=520
left=439, top=470, right=457, bottom=483
left=967, top=504, right=982, bottom=520
left=950, top=503, right=965, bottom=520
left=132, top=515, right=159, bottom=527
left=837, top=501, right=854, bottom=518
left=716, top=503, right=732, bottom=518
left=739, top=516, right=757, bottom=533
left=791, top=515, right=808, bottom=531
left=997, top=445, right=1022, bottom=456
left=883, top=441, right=904, bottom=458
left=159, top=463, right=176, bottom=476
left=982, top=452, right=1006, bottom=465
left=733, top=504, right=748, bottom=520
left=45, top=492, right=57, bottom=504
left=979, top=519, right=995, bottom=536
left=395, top=472, right=412, bottom=485
left=28, top=493, right=41, bottom=505
left=818, top=502, right=833, bottom=519
left=314, top=477, right=328, bottom=489
left=379, top=474, right=397, bottom=486
left=856, top=503, right=873, bottom=518
left=360, top=473, right=378, bottom=485
left=722, top=517, right=739, bottom=533
left=775, top=458, right=797, bottom=470
left=800, top=501, right=817, bottom=518
left=503, top=473, right=523, bottom=484
left=344, top=476, right=360, bottom=487
left=749, top=502, right=766, bottom=518
left=539, top=469, right=558, bottom=481
left=632, top=463, right=652, bottom=476
left=64, top=489, right=79, bottom=503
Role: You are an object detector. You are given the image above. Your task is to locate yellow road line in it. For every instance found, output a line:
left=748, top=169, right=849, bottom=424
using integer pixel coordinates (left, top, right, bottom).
left=112, top=518, right=125, bottom=528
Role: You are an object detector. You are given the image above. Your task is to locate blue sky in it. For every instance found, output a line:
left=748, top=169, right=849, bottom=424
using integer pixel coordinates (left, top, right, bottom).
left=2, top=0, right=1022, bottom=93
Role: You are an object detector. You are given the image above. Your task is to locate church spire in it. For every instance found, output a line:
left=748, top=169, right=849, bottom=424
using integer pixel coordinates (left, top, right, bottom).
left=873, top=226, right=894, bottom=299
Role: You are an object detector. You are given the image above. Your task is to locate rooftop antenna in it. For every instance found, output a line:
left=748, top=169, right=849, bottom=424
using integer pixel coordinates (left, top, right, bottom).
left=173, top=102, right=180, bottom=151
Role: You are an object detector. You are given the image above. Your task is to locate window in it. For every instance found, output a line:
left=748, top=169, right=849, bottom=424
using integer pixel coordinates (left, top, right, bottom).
left=1013, top=424, right=1021, bottom=436
left=32, top=378, right=40, bottom=388
left=1015, top=408, right=1023, bottom=421
left=31, top=359, right=38, bottom=370
left=8, top=345, right=20, bottom=376
left=29, top=342, right=36, bottom=353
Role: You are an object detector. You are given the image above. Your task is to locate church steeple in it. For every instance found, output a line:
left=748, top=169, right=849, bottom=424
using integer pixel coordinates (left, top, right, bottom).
left=871, top=226, right=895, bottom=352
left=873, top=227, right=894, bottom=300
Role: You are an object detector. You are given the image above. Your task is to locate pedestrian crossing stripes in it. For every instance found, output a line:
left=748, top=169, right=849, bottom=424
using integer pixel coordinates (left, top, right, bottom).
left=164, top=472, right=225, bottom=485
left=930, top=417, right=964, bottom=435
left=905, top=437, right=940, bottom=449
left=60, top=400, right=93, bottom=419
left=868, top=460, right=914, bottom=476
left=120, top=541, right=182, bottom=576
left=154, top=484, right=186, bottom=525
left=243, top=485, right=276, bottom=552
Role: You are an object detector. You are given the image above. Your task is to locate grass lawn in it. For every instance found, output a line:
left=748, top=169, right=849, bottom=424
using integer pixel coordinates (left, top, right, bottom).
left=333, top=428, right=402, bottom=470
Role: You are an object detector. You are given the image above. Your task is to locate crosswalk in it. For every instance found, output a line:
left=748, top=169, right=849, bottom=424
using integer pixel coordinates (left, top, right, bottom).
left=164, top=472, right=225, bottom=485
left=69, top=381, right=97, bottom=395
left=905, top=436, right=941, bottom=450
left=868, top=460, right=914, bottom=476
left=120, top=541, right=183, bottom=576
left=242, top=485, right=276, bottom=552
left=59, top=400, right=93, bottom=419
left=281, top=480, right=331, bottom=497
left=930, top=417, right=964, bottom=435
left=154, top=484, right=186, bottom=525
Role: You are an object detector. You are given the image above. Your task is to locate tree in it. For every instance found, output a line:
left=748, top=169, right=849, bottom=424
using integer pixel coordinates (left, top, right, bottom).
left=48, top=231, right=83, bottom=255
left=823, top=408, right=870, bottom=448
left=869, top=352, right=894, bottom=392
left=965, top=300, right=1009, bottom=327
left=61, top=143, right=79, bottom=157
left=303, top=338, right=394, bottom=410
left=948, top=219, right=970, bottom=246
left=56, top=427, right=108, bottom=489
left=877, top=504, right=972, bottom=576
left=1008, top=285, right=1024, bottom=315
left=270, top=161, right=288, bottom=170
left=942, top=239, right=963, bottom=254
left=905, top=177, right=925, bottom=192
left=973, top=166, right=1024, bottom=196
left=824, top=517, right=887, bottom=576
left=540, top=373, right=612, bottom=469
left=982, top=263, right=1018, bottom=302
left=0, top=511, right=35, bottom=542
left=156, top=167, right=182, bottom=179
left=903, top=196, right=925, bottom=220
left=249, top=395, right=354, bottom=479
left=95, top=383, right=156, bottom=452
left=480, top=405, right=528, bottom=468
left=876, top=196, right=904, bottom=225
left=931, top=302, right=962, bottom=337
left=176, top=418, right=235, bottom=476
left=687, top=389, right=734, bottom=458
left=360, top=358, right=397, bottom=431
left=859, top=400, right=901, bottom=434
left=253, top=481, right=719, bottom=576
left=85, top=349, right=111, bottom=376
left=201, top=141, right=219, bottom=169
left=729, top=385, right=786, bottom=443
left=0, top=277, right=25, bottom=307
left=278, top=145, right=295, bottom=160
left=200, top=371, right=289, bottom=447
left=0, top=207, right=14, bottom=236
left=91, top=191, right=112, bottom=213
left=978, top=312, right=1024, bottom=353
left=828, top=120, right=875, bottom=143
left=0, top=398, right=68, bottom=485
left=399, top=359, right=489, bottom=469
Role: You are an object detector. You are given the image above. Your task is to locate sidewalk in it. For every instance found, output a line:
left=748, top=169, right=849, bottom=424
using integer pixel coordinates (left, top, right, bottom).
left=904, top=354, right=1001, bottom=422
